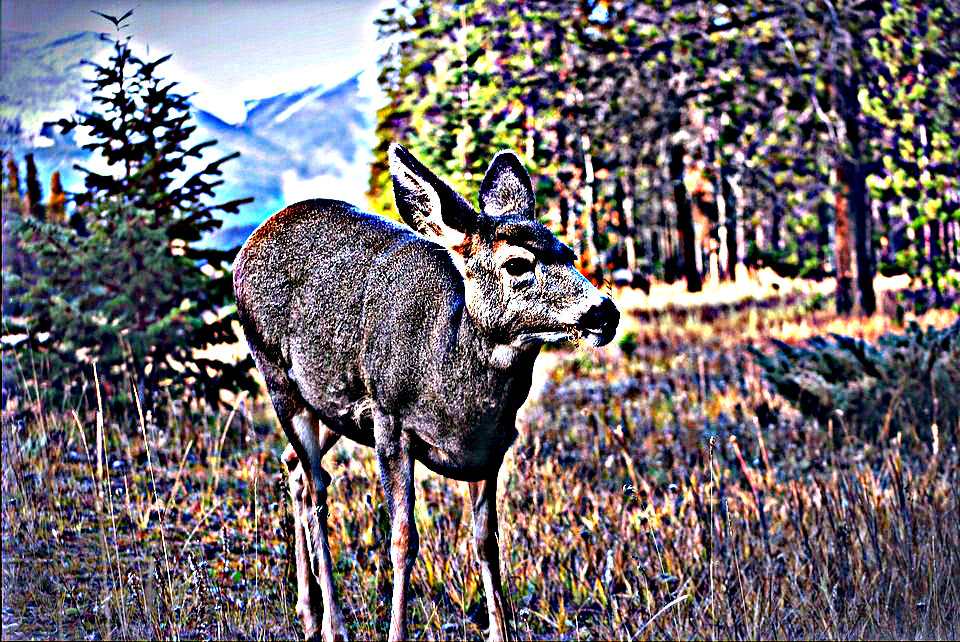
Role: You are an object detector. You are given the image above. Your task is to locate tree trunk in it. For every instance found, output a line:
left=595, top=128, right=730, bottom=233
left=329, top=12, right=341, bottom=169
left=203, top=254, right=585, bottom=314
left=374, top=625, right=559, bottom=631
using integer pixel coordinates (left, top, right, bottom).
left=619, top=174, right=637, bottom=271
left=840, top=69, right=876, bottom=315
left=720, top=167, right=738, bottom=280
left=930, top=217, right=943, bottom=307
left=668, top=125, right=702, bottom=292
left=950, top=220, right=959, bottom=270
left=848, top=160, right=876, bottom=315
left=817, top=200, right=831, bottom=280
left=650, top=183, right=663, bottom=279
left=559, top=193, right=570, bottom=240
left=579, top=132, right=601, bottom=279
left=834, top=167, right=855, bottom=315
left=771, top=199, right=783, bottom=254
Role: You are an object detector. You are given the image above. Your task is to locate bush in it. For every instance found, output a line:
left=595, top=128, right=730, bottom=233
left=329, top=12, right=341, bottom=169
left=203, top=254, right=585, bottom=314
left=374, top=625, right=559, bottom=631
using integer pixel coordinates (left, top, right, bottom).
left=749, top=320, right=960, bottom=446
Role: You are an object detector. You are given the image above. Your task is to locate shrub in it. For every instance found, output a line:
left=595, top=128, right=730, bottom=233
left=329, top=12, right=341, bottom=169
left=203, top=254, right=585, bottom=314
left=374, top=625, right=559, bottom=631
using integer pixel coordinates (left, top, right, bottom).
left=749, top=320, right=960, bottom=446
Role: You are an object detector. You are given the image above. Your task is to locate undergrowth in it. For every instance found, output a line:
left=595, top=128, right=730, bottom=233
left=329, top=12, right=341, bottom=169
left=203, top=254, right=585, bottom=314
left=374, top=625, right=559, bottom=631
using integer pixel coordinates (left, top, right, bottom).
left=749, top=320, right=960, bottom=445
left=2, top=300, right=958, bottom=640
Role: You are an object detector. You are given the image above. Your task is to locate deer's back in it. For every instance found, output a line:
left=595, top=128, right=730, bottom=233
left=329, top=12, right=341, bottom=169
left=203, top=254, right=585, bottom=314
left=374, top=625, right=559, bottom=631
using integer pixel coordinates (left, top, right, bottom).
left=234, top=199, right=460, bottom=425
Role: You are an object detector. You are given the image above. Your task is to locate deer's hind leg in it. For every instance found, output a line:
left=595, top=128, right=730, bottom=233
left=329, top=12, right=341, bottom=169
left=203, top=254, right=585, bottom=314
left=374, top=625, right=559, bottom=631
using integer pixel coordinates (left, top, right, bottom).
left=282, top=410, right=348, bottom=641
left=283, top=442, right=324, bottom=639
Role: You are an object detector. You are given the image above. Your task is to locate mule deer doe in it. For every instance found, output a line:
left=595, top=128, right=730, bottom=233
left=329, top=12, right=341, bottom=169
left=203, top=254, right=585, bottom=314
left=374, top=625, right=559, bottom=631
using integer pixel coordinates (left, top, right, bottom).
left=233, top=144, right=619, bottom=641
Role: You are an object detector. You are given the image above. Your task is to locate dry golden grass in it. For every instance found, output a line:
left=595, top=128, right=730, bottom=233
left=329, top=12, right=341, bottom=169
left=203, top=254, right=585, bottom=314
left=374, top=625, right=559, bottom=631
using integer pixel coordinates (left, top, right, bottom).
left=614, top=271, right=913, bottom=316
left=2, top=289, right=957, bottom=640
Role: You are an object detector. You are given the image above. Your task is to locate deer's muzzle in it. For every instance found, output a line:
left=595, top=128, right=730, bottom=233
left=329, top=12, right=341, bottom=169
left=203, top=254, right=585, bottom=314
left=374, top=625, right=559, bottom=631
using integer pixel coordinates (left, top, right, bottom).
left=577, top=298, right=619, bottom=346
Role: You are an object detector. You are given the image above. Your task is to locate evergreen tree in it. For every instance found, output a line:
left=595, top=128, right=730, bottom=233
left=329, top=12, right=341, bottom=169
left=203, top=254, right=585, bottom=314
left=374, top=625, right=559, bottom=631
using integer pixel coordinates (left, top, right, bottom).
left=371, top=1, right=958, bottom=308
left=860, top=0, right=960, bottom=310
left=24, top=153, right=43, bottom=220
left=47, top=171, right=67, bottom=224
left=2, top=157, right=24, bottom=281
left=2, top=11, right=257, bottom=416
left=4, top=157, right=20, bottom=202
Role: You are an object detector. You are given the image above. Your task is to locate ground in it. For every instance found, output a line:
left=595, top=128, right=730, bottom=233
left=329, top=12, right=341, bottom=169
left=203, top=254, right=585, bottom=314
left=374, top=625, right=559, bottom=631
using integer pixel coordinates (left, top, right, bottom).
left=2, top=276, right=958, bottom=640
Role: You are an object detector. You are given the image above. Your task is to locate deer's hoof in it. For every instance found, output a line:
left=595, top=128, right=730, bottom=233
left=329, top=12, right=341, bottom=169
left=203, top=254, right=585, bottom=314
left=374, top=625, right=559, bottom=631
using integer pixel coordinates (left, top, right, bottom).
left=323, top=613, right=349, bottom=642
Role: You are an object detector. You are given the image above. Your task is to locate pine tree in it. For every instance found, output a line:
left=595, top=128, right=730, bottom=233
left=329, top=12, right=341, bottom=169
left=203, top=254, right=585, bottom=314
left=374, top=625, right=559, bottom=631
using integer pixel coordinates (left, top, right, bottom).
left=372, top=1, right=958, bottom=304
left=2, top=12, right=257, bottom=416
left=47, top=171, right=67, bottom=224
left=861, top=0, right=960, bottom=310
left=2, top=157, right=23, bottom=283
left=4, top=157, right=19, bottom=201
left=24, top=153, right=43, bottom=220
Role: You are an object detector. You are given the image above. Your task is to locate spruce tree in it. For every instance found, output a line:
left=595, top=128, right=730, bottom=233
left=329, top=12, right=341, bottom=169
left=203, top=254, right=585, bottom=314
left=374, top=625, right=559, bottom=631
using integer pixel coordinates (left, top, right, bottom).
left=47, top=171, right=67, bottom=224
left=24, top=153, right=43, bottom=220
left=2, top=11, right=257, bottom=417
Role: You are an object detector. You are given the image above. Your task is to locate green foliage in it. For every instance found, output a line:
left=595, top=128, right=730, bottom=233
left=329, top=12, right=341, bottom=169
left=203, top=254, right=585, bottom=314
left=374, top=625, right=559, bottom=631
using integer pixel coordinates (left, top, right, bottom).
left=859, top=0, right=960, bottom=303
left=371, top=1, right=637, bottom=279
left=371, top=1, right=959, bottom=305
left=617, top=329, right=638, bottom=357
left=749, top=321, right=960, bottom=445
left=2, top=13, right=256, bottom=414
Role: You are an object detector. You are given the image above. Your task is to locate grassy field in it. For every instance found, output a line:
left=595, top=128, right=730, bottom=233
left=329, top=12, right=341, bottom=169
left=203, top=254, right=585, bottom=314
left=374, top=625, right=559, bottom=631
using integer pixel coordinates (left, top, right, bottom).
left=2, top=284, right=958, bottom=640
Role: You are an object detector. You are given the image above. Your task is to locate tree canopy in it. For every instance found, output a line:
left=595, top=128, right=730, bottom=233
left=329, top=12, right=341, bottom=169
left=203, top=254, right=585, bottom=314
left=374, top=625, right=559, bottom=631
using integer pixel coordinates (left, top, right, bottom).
left=370, top=0, right=959, bottom=311
left=2, top=13, right=257, bottom=417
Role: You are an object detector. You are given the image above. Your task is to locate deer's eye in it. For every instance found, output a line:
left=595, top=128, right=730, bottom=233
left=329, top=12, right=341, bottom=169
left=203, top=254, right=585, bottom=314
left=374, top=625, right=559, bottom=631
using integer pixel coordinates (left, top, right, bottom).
left=503, top=257, right=535, bottom=278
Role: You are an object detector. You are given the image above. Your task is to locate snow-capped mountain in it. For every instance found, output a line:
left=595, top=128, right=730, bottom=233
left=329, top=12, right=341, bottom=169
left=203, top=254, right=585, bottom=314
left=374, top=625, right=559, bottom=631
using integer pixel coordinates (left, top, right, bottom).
left=2, top=31, right=378, bottom=249
left=0, top=31, right=102, bottom=146
left=193, top=74, right=378, bottom=247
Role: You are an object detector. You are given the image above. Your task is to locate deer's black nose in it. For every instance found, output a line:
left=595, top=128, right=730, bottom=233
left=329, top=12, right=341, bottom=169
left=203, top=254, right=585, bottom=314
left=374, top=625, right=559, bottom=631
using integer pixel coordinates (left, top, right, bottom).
left=579, top=298, right=619, bottom=333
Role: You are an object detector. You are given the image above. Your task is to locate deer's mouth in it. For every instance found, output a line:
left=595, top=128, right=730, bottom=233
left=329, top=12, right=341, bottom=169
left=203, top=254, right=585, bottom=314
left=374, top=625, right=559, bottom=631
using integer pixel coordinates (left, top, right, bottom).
left=512, top=329, right=572, bottom=346
left=571, top=323, right=617, bottom=347
left=514, top=322, right=616, bottom=348
left=513, top=298, right=620, bottom=347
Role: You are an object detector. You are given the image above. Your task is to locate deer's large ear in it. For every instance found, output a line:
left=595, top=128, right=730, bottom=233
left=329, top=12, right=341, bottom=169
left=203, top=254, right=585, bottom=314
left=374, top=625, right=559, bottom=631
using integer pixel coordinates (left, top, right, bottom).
left=479, top=150, right=535, bottom=220
left=390, top=143, right=475, bottom=248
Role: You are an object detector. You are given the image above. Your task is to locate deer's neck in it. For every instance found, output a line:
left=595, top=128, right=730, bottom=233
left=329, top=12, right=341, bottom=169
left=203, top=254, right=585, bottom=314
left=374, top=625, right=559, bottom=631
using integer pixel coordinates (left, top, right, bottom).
left=448, top=297, right=542, bottom=378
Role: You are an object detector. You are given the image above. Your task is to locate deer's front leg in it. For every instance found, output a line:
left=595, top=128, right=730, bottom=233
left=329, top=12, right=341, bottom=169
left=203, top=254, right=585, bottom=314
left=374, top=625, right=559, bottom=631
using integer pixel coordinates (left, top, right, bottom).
left=373, top=415, right=419, bottom=642
left=469, top=472, right=512, bottom=642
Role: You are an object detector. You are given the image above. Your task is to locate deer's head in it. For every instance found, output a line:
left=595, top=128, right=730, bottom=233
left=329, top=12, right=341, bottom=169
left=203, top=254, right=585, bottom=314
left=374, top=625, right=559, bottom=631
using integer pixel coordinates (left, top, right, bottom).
left=390, top=144, right=619, bottom=358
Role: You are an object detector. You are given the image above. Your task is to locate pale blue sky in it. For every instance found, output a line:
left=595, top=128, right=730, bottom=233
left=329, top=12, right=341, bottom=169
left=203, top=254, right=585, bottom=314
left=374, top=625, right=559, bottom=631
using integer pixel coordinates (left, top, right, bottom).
left=2, top=0, right=387, bottom=123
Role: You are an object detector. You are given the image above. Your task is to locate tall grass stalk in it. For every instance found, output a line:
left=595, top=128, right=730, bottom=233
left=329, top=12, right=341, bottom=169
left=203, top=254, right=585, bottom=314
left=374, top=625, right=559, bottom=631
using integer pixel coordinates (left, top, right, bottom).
left=133, top=385, right=178, bottom=640
left=208, top=390, right=249, bottom=504
left=633, top=592, right=689, bottom=641
left=708, top=434, right=716, bottom=640
left=72, top=407, right=111, bottom=634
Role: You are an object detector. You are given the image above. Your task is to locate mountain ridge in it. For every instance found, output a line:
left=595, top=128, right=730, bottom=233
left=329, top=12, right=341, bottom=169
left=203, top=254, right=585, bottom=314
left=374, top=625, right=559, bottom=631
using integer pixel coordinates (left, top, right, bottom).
left=1, top=30, right=377, bottom=249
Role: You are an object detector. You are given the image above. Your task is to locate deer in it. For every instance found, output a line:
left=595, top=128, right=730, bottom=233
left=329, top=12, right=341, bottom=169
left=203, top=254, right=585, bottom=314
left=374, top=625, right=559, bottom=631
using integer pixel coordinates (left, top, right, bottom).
left=233, top=144, right=620, bottom=641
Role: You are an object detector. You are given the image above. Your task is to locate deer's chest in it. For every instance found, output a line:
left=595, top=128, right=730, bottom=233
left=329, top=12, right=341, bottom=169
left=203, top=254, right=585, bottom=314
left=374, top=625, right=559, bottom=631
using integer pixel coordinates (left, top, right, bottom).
left=405, top=386, right=524, bottom=481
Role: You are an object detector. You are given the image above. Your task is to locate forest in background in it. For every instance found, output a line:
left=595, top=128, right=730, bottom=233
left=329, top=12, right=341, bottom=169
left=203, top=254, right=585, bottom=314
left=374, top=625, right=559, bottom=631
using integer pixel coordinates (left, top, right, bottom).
left=2, top=3, right=959, bottom=640
left=4, top=2, right=959, bottom=401
left=369, top=0, right=959, bottom=314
